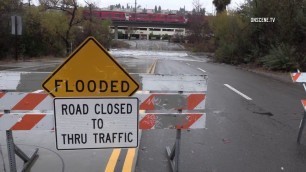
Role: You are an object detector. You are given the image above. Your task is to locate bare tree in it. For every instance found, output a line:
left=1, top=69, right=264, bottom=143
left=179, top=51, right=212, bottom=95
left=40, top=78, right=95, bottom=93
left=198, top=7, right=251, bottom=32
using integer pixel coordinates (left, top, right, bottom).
left=84, top=0, right=98, bottom=35
left=192, top=0, right=202, bottom=13
left=187, top=0, right=211, bottom=44
left=39, top=0, right=82, bottom=55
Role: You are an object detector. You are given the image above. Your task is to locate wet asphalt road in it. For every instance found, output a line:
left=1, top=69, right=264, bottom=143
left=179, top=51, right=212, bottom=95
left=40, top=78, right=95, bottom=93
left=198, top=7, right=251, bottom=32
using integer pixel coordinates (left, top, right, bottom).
left=136, top=58, right=306, bottom=172
left=1, top=40, right=306, bottom=172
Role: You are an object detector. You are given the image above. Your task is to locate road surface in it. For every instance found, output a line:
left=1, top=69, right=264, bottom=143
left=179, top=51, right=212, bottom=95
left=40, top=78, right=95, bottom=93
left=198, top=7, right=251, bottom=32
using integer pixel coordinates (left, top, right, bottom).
left=1, top=40, right=306, bottom=172
left=136, top=49, right=306, bottom=172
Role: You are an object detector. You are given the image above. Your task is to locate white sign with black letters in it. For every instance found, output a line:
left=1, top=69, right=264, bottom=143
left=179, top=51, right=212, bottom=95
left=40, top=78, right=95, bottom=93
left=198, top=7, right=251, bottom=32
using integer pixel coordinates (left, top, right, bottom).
left=54, top=97, right=139, bottom=150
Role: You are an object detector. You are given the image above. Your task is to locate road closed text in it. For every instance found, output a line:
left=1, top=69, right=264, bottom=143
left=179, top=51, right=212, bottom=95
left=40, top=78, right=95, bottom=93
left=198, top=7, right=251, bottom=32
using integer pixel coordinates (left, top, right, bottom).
left=61, top=103, right=133, bottom=115
left=54, top=98, right=138, bottom=149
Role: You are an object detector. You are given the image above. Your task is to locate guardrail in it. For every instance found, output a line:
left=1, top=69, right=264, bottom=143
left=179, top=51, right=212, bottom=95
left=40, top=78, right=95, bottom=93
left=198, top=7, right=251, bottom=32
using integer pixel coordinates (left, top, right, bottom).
left=0, top=71, right=207, bottom=172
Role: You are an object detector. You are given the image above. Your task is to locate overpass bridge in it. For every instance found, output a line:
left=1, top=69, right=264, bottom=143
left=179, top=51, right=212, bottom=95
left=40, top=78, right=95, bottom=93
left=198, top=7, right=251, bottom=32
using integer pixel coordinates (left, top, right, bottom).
left=111, top=21, right=188, bottom=40
left=112, top=21, right=187, bottom=28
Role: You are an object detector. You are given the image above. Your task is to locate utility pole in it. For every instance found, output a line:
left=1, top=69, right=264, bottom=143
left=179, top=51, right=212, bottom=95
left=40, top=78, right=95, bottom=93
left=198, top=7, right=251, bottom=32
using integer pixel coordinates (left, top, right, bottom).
left=135, top=0, right=137, bottom=20
left=15, top=16, right=18, bottom=61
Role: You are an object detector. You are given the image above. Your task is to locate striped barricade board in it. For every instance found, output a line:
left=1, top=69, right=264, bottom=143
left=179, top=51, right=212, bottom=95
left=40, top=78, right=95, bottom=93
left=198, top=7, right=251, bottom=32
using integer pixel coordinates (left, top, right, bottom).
left=0, top=71, right=50, bottom=91
left=290, top=72, right=306, bottom=110
left=0, top=113, right=54, bottom=131
left=139, top=113, right=206, bottom=129
left=302, top=100, right=306, bottom=111
left=291, top=72, right=306, bottom=83
left=0, top=73, right=207, bottom=131
left=0, top=72, right=207, bottom=92
left=0, top=92, right=206, bottom=112
left=0, top=113, right=206, bottom=131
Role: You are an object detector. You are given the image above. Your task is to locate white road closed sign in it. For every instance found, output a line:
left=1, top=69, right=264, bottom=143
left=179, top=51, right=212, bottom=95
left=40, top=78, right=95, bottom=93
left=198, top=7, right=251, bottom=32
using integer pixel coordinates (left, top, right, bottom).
left=54, top=97, right=139, bottom=150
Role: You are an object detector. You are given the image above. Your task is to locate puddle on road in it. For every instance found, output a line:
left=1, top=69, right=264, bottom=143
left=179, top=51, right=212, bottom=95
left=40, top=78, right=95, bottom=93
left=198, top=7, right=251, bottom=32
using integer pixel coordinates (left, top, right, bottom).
left=253, top=112, right=274, bottom=116
left=245, top=101, right=274, bottom=116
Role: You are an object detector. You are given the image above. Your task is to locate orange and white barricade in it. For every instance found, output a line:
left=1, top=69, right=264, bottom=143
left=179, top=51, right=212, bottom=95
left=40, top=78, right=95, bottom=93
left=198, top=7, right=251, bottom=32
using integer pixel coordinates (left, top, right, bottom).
left=1, top=72, right=208, bottom=172
left=291, top=70, right=306, bottom=143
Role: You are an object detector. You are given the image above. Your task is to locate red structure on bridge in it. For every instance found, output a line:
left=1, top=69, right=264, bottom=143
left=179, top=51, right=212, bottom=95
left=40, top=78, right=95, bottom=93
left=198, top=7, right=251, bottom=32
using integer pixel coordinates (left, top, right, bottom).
left=83, top=10, right=187, bottom=24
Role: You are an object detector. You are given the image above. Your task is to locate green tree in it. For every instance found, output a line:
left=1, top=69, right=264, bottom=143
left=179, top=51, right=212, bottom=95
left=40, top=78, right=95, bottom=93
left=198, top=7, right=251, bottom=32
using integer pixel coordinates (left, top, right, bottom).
left=211, top=0, right=306, bottom=70
left=200, top=8, right=206, bottom=15
left=212, top=12, right=251, bottom=63
left=22, top=7, right=45, bottom=57
left=213, top=0, right=231, bottom=14
left=40, top=9, right=68, bottom=55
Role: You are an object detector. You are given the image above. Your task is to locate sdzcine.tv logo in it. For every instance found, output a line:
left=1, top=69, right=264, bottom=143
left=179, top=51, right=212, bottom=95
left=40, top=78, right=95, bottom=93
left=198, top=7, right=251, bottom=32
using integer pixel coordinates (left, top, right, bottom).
left=251, top=17, right=276, bottom=23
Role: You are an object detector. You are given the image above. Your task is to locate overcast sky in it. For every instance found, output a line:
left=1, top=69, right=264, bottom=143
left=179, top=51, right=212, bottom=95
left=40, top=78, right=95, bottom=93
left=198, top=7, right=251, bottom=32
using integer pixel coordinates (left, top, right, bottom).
left=29, top=0, right=246, bottom=14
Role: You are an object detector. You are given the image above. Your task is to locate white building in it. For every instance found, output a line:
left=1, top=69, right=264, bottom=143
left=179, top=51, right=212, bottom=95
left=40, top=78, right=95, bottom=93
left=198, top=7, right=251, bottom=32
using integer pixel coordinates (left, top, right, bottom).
left=110, top=26, right=186, bottom=40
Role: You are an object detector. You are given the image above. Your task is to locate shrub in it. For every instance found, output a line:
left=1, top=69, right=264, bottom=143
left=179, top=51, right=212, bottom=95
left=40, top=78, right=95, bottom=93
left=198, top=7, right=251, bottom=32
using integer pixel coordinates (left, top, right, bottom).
left=215, top=42, right=236, bottom=63
left=261, top=43, right=298, bottom=71
left=212, top=12, right=251, bottom=64
left=111, top=40, right=130, bottom=49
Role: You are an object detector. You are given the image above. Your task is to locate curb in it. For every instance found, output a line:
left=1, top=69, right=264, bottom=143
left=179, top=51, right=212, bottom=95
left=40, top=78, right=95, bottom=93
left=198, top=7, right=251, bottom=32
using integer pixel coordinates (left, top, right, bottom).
left=239, top=67, right=292, bottom=84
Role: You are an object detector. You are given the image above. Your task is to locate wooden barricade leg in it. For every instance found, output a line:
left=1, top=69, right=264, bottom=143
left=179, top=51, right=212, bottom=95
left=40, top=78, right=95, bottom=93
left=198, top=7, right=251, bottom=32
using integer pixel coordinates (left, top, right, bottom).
left=166, top=129, right=181, bottom=172
left=166, top=91, right=183, bottom=172
left=297, top=112, right=306, bottom=144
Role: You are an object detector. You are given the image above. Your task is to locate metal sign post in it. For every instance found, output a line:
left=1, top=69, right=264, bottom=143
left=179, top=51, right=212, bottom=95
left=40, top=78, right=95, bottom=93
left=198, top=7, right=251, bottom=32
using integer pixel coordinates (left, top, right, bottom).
left=11, top=16, right=22, bottom=61
left=4, top=110, right=38, bottom=172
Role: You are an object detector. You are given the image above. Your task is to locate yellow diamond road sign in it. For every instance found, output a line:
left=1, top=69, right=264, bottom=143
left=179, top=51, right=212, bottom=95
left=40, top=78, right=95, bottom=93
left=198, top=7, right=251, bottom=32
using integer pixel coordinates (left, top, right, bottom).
left=42, top=37, right=139, bottom=97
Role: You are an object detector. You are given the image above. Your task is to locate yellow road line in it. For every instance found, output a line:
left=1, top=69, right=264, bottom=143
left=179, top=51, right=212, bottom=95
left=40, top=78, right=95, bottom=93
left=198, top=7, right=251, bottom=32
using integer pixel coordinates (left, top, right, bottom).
left=104, top=59, right=156, bottom=172
left=105, top=149, right=121, bottom=172
left=122, top=148, right=136, bottom=172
